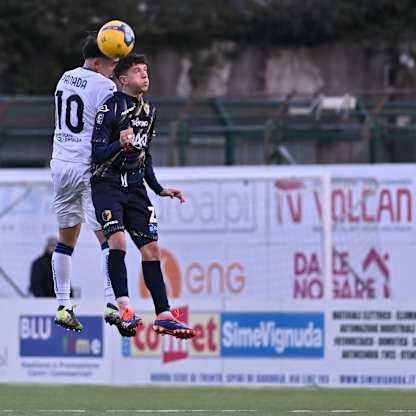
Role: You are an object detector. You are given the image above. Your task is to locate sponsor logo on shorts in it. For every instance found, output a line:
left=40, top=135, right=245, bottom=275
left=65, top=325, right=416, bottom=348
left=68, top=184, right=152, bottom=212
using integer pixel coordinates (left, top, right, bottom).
left=103, top=220, right=119, bottom=229
left=149, top=223, right=158, bottom=234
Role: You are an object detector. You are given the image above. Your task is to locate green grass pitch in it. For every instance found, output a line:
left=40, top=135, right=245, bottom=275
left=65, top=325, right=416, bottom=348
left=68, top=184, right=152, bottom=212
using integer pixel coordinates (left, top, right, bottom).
left=1, top=384, right=416, bottom=415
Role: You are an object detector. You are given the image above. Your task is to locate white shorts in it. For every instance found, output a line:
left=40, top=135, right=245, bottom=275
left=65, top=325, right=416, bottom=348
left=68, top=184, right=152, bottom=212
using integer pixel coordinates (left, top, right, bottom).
left=50, top=159, right=100, bottom=230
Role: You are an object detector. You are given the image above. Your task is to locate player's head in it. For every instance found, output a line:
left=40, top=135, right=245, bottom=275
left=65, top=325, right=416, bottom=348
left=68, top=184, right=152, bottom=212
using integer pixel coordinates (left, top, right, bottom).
left=82, top=35, right=118, bottom=79
left=114, top=53, right=149, bottom=95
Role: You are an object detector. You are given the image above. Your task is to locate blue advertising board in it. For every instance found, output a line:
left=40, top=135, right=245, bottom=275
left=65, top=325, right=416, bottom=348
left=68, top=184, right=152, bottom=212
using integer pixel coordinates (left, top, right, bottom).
left=221, top=312, right=324, bottom=358
left=19, top=315, right=103, bottom=358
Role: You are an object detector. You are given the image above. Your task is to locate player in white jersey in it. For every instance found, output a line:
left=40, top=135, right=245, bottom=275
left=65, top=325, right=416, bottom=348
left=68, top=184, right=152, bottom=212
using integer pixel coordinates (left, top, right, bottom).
left=50, top=35, right=125, bottom=333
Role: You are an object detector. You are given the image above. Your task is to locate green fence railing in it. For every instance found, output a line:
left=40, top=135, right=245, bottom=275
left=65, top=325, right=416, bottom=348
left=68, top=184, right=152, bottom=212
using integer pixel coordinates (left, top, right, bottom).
left=1, top=94, right=416, bottom=166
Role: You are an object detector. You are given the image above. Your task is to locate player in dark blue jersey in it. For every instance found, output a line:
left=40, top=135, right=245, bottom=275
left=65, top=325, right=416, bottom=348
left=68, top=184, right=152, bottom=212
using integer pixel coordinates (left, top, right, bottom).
left=91, top=54, right=194, bottom=339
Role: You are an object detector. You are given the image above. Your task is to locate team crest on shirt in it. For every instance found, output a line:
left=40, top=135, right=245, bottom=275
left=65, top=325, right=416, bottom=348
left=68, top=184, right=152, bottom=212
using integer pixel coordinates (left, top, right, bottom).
left=102, top=210, right=112, bottom=222
left=143, top=103, right=150, bottom=115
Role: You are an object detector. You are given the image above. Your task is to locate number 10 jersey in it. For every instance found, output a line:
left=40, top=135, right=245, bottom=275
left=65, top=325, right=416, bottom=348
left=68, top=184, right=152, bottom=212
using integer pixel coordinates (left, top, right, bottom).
left=51, top=66, right=117, bottom=165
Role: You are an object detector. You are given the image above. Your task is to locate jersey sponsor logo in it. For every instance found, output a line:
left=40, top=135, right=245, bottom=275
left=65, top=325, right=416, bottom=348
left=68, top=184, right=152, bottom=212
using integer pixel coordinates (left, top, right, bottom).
left=122, top=306, right=220, bottom=363
left=19, top=315, right=103, bottom=357
left=131, top=132, right=148, bottom=148
left=102, top=210, right=112, bottom=222
left=54, top=132, right=81, bottom=142
left=221, top=312, right=324, bottom=358
left=131, top=118, right=149, bottom=128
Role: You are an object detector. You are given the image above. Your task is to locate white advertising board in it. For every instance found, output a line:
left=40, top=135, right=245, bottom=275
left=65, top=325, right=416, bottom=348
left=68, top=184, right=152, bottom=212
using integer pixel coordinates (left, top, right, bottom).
left=0, top=299, right=112, bottom=384
left=1, top=299, right=416, bottom=388
left=0, top=164, right=416, bottom=303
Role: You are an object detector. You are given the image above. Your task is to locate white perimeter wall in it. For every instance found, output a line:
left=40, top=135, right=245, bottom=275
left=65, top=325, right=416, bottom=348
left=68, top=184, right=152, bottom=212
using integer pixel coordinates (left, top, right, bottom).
left=1, top=165, right=416, bottom=387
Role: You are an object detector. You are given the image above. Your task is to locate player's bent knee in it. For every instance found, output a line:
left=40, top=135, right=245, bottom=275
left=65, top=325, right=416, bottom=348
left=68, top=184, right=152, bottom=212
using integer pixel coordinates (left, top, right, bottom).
left=129, top=228, right=158, bottom=253
left=108, top=231, right=127, bottom=251
left=140, top=241, right=160, bottom=261
left=58, top=224, right=81, bottom=247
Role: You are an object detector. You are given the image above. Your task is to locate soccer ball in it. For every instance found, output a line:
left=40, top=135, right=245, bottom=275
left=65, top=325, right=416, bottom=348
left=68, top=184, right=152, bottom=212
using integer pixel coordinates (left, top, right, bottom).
left=97, top=20, right=135, bottom=59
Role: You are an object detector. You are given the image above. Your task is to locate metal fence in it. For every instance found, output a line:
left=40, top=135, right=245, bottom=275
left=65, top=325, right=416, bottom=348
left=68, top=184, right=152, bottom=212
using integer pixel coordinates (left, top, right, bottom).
left=1, top=92, right=416, bottom=167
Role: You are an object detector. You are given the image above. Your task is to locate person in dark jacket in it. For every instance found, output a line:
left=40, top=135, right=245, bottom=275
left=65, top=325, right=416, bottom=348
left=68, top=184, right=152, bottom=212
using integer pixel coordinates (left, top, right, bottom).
left=29, top=237, right=57, bottom=297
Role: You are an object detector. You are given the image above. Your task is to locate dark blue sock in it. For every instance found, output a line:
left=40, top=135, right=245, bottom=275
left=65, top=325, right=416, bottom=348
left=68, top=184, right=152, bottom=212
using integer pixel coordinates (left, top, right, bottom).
left=108, top=249, right=128, bottom=298
left=54, top=242, right=74, bottom=256
left=142, top=261, right=170, bottom=316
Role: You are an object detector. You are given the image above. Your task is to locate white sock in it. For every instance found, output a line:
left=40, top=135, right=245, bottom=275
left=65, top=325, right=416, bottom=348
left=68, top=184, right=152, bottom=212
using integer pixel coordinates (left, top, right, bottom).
left=52, top=244, right=73, bottom=308
left=101, top=245, right=116, bottom=304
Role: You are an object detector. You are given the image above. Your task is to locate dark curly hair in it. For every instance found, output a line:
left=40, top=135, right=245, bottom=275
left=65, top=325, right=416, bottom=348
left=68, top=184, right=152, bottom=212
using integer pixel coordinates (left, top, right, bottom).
left=114, top=53, right=148, bottom=79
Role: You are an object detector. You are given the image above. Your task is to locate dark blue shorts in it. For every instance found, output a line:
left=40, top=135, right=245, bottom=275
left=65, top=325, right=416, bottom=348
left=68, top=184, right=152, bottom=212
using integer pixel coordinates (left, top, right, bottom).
left=91, top=180, right=158, bottom=248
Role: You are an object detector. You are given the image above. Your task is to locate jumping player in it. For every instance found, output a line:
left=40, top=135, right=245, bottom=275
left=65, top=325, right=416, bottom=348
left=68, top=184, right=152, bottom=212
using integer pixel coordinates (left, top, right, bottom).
left=90, top=53, right=194, bottom=339
left=51, top=35, right=136, bottom=336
